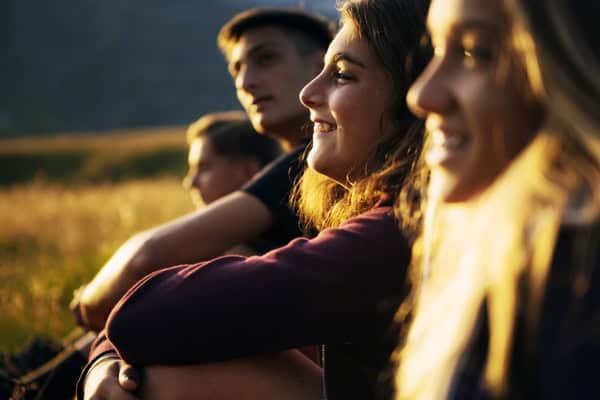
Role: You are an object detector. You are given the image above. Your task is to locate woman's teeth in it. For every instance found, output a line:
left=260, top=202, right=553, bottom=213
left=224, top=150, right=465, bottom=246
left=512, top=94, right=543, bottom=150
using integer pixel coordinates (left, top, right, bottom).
left=431, top=129, right=467, bottom=149
left=315, top=122, right=336, bottom=133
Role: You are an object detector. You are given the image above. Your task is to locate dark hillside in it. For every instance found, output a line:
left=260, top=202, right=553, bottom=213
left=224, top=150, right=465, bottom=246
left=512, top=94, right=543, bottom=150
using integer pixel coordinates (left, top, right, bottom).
left=0, top=0, right=335, bottom=137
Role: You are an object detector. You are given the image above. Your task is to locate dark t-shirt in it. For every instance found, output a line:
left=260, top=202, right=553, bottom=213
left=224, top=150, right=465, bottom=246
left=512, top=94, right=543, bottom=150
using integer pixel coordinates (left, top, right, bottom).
left=241, top=144, right=307, bottom=253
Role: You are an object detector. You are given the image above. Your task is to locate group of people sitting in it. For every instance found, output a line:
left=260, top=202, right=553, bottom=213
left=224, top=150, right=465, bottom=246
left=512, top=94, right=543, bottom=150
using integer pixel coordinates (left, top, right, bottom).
left=15, top=0, right=600, bottom=398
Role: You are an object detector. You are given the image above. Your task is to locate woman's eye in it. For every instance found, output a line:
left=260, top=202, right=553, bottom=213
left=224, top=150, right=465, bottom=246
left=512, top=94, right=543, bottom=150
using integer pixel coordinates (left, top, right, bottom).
left=460, top=34, right=496, bottom=67
left=333, top=69, right=353, bottom=83
left=462, top=45, right=494, bottom=64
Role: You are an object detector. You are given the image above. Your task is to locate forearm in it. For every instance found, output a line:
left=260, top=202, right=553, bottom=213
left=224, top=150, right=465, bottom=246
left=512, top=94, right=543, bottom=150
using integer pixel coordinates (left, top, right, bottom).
left=79, top=346, right=321, bottom=400
left=78, top=192, right=273, bottom=331
left=78, top=231, right=153, bottom=331
left=139, top=351, right=322, bottom=400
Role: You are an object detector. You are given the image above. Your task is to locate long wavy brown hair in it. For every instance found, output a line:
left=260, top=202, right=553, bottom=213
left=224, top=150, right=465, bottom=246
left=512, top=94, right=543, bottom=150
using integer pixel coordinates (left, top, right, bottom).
left=290, top=0, right=431, bottom=232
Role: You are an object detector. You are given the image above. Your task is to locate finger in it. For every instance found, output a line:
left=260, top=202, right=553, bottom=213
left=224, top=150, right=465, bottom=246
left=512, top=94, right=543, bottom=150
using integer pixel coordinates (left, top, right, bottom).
left=92, top=379, right=140, bottom=400
left=106, top=385, right=140, bottom=400
left=85, top=358, right=139, bottom=400
left=118, top=362, right=141, bottom=392
left=91, top=388, right=139, bottom=400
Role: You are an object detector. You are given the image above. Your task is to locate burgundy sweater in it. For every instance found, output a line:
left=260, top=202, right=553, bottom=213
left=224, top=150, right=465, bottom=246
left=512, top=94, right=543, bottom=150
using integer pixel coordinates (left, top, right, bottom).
left=81, top=204, right=411, bottom=399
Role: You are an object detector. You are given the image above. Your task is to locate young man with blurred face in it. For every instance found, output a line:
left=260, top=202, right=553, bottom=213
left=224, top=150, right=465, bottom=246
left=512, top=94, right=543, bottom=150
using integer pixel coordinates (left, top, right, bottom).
left=182, top=110, right=282, bottom=208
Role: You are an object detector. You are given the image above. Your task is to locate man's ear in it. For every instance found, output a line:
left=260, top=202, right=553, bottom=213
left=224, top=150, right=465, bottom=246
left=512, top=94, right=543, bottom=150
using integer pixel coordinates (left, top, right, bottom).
left=309, top=50, right=326, bottom=76
left=240, top=159, right=262, bottom=181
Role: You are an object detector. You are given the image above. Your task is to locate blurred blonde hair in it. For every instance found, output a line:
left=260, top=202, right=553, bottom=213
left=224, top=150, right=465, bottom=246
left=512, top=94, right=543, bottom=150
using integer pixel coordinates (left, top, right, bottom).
left=477, top=0, right=600, bottom=393
left=395, top=0, right=600, bottom=398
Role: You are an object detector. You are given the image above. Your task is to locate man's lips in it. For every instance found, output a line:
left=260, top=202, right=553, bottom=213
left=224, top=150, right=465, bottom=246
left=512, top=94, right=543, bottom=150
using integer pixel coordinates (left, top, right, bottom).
left=251, top=96, right=273, bottom=107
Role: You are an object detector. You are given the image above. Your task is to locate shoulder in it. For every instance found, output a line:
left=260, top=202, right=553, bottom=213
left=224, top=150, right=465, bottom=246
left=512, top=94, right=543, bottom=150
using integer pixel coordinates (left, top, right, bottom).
left=242, top=144, right=306, bottom=190
left=317, top=205, right=409, bottom=259
left=339, top=204, right=398, bottom=234
left=240, top=144, right=306, bottom=213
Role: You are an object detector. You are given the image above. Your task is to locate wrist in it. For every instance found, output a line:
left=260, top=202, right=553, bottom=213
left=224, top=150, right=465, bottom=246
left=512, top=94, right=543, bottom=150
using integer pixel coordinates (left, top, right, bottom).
left=84, top=352, right=120, bottom=386
left=70, top=285, right=87, bottom=328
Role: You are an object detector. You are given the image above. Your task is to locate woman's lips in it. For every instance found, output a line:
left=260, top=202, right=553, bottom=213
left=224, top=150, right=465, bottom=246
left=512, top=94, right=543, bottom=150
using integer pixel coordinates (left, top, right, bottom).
left=312, top=121, right=337, bottom=137
left=426, top=128, right=469, bottom=167
left=314, top=121, right=335, bottom=132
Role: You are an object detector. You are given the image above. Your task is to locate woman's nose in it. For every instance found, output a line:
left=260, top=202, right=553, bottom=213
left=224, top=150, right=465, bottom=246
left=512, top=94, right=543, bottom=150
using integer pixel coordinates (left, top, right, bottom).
left=406, top=59, right=454, bottom=118
left=299, top=70, right=326, bottom=110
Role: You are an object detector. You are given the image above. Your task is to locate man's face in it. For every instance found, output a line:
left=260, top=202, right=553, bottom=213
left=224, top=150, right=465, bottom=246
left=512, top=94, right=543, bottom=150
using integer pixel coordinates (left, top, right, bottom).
left=227, top=26, right=322, bottom=139
left=182, top=137, right=253, bottom=207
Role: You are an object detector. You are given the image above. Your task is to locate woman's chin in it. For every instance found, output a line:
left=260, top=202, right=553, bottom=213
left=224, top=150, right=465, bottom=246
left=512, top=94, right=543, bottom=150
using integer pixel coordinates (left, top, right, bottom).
left=306, top=151, right=325, bottom=174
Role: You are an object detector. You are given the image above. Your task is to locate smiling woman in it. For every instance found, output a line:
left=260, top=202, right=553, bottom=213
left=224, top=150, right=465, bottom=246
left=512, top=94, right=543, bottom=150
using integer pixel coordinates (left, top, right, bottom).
left=395, top=0, right=549, bottom=396
left=394, top=0, right=600, bottom=398
left=292, top=0, right=431, bottom=232
left=407, top=0, right=542, bottom=203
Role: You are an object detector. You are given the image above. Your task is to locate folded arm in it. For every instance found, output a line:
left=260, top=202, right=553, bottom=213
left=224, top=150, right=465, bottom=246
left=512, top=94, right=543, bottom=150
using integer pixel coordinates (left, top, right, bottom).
left=105, top=206, right=410, bottom=365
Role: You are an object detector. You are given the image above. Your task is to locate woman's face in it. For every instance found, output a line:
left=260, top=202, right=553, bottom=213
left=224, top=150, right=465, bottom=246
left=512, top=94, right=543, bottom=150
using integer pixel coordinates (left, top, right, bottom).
left=407, top=0, right=542, bottom=203
left=299, top=22, right=393, bottom=185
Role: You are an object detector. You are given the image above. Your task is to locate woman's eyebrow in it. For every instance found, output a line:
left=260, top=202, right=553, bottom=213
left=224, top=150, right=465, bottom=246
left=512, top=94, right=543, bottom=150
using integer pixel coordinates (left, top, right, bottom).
left=430, top=18, right=503, bottom=40
left=331, top=52, right=367, bottom=68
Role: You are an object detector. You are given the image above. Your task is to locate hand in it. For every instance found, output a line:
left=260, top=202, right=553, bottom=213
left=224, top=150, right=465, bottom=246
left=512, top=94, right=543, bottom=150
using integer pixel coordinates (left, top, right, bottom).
left=70, top=285, right=87, bottom=328
left=83, top=356, right=141, bottom=400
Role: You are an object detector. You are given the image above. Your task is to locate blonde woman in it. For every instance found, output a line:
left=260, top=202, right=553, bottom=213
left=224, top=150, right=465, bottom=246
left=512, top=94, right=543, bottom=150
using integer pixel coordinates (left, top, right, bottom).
left=395, top=0, right=600, bottom=398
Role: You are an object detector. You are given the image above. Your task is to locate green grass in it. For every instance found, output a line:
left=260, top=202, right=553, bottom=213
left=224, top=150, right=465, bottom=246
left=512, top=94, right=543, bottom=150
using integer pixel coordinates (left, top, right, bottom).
left=0, top=128, right=195, bottom=352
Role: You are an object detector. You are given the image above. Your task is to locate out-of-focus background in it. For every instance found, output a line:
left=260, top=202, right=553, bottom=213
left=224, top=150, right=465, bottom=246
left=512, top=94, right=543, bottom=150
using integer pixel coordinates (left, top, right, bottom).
left=0, top=0, right=336, bottom=352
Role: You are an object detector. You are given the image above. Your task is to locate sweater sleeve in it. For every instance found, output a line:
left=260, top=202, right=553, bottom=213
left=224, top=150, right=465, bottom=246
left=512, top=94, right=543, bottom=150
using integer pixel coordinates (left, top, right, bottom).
left=104, top=206, right=410, bottom=366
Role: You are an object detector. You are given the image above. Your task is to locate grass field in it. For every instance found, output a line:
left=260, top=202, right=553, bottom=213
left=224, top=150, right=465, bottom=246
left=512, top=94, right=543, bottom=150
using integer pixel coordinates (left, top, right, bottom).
left=0, top=125, right=189, bottom=186
left=0, top=129, right=195, bottom=352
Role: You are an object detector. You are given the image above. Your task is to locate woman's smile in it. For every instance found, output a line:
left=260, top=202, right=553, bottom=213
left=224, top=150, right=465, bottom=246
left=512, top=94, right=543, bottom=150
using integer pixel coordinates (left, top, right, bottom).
left=312, top=120, right=337, bottom=137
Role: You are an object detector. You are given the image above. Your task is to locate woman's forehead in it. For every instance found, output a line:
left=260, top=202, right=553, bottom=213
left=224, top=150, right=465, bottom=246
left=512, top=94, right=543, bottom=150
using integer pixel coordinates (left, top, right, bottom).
left=428, top=0, right=505, bottom=37
left=325, top=24, right=372, bottom=65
